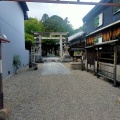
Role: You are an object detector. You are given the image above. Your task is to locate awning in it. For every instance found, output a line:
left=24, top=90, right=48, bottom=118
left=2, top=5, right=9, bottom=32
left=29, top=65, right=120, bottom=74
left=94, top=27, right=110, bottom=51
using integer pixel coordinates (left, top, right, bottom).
left=85, top=39, right=119, bottom=49
left=68, top=31, right=85, bottom=42
left=0, top=33, right=10, bottom=43
left=94, top=39, right=119, bottom=47
left=85, top=45, right=94, bottom=49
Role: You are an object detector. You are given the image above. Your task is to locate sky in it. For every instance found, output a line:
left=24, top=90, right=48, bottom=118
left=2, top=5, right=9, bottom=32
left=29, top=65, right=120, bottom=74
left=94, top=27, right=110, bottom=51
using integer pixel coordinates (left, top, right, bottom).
left=26, top=0, right=100, bottom=29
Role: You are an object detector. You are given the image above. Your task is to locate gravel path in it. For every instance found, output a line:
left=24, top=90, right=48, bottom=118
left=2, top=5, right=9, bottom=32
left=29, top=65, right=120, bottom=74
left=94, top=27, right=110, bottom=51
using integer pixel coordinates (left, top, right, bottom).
left=3, top=62, right=120, bottom=120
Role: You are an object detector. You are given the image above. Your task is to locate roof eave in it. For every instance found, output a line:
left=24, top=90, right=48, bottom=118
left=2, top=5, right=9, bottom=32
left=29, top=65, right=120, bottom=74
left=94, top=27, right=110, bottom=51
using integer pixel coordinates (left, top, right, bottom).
left=19, top=2, right=29, bottom=20
left=68, top=31, right=86, bottom=42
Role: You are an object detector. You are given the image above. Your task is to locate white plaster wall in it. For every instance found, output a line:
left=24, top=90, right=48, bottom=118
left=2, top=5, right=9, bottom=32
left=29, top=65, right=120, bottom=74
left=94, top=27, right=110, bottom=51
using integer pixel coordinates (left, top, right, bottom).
left=0, top=2, right=29, bottom=79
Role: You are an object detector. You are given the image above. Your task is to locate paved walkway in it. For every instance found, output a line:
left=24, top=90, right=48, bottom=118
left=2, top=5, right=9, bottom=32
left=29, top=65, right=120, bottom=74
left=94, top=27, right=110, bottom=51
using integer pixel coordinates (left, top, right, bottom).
left=41, top=62, right=70, bottom=75
left=43, top=57, right=61, bottom=62
left=3, top=59, right=120, bottom=120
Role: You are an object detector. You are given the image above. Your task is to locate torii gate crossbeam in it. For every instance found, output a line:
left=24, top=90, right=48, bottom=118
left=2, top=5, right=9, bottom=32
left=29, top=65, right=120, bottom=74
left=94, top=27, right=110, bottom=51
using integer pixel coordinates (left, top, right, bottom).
left=2, top=0, right=120, bottom=6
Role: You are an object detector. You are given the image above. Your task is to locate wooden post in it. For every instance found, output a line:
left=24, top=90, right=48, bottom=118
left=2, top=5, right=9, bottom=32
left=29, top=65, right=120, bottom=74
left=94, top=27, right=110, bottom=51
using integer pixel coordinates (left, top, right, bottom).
left=39, top=34, right=42, bottom=56
left=86, top=49, right=88, bottom=72
left=113, top=44, right=117, bottom=87
left=96, top=47, right=99, bottom=78
left=93, top=47, right=96, bottom=75
left=0, top=42, right=3, bottom=109
left=60, top=35, right=63, bottom=58
left=81, top=56, right=83, bottom=71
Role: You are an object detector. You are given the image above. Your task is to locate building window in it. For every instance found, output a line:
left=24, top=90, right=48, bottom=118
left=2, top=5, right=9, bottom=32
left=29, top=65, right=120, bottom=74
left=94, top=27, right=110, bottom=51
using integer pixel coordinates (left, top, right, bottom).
left=94, top=16, right=99, bottom=28
left=94, top=13, right=103, bottom=28
left=94, top=35, right=103, bottom=44
left=113, top=0, right=120, bottom=14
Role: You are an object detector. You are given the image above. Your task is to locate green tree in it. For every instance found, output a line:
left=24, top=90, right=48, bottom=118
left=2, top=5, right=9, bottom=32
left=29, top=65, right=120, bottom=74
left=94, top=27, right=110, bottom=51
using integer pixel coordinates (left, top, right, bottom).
left=41, top=13, right=49, bottom=23
left=63, top=17, right=73, bottom=36
left=25, top=33, right=34, bottom=51
left=25, top=17, right=45, bottom=34
left=43, top=15, right=63, bottom=32
left=41, top=15, right=74, bottom=45
left=42, top=39, right=58, bottom=45
left=25, top=17, right=45, bottom=51
left=43, top=15, right=74, bottom=36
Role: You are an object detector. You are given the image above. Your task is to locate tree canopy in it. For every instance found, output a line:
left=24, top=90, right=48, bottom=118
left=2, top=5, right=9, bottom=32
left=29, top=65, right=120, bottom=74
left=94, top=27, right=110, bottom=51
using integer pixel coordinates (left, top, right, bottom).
left=25, top=17, right=45, bottom=51
left=41, top=13, right=49, bottom=23
left=42, top=15, right=74, bottom=36
left=24, top=14, right=84, bottom=51
left=25, top=17, right=45, bottom=35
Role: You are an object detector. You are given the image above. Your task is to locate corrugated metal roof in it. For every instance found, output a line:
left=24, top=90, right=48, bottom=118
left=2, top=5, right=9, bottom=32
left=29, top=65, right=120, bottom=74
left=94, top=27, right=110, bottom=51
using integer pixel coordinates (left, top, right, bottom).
left=68, top=31, right=85, bottom=42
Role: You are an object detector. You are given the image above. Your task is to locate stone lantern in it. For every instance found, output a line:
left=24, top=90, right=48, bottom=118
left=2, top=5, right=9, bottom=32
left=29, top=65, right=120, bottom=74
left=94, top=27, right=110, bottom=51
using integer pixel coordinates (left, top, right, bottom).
left=62, top=40, right=72, bottom=62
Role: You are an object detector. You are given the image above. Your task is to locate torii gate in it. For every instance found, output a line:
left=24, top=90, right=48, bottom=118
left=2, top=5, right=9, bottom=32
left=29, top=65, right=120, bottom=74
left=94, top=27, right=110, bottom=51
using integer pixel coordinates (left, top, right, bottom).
left=32, top=32, right=68, bottom=62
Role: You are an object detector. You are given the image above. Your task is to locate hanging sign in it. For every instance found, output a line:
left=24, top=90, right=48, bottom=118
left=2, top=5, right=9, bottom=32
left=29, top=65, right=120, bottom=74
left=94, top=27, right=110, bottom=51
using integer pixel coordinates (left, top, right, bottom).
left=73, top=51, right=82, bottom=56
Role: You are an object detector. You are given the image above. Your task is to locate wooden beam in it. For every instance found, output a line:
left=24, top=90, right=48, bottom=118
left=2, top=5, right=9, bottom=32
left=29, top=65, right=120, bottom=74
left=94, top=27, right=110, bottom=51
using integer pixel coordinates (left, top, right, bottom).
left=86, top=49, right=88, bottom=72
left=42, top=37, right=65, bottom=39
left=50, top=32, right=68, bottom=36
left=3, top=0, right=120, bottom=6
left=0, top=38, right=10, bottom=43
left=96, top=47, right=99, bottom=78
left=33, top=32, right=68, bottom=36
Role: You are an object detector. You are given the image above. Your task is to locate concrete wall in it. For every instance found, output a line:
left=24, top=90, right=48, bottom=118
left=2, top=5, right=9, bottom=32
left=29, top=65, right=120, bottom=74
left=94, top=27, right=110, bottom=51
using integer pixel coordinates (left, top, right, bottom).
left=0, top=2, right=29, bottom=79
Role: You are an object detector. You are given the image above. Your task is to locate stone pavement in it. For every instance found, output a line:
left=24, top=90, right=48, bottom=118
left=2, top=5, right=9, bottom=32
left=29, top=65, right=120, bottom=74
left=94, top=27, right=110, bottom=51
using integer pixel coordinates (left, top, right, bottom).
left=41, top=62, right=70, bottom=75
left=3, top=58, right=120, bottom=120
left=43, top=57, right=61, bottom=62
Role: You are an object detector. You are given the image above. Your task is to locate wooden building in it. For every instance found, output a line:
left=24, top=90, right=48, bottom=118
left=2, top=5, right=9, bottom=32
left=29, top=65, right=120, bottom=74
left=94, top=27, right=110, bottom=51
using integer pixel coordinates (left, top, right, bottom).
left=68, top=31, right=86, bottom=70
left=68, top=31, right=86, bottom=58
left=83, top=0, right=120, bottom=86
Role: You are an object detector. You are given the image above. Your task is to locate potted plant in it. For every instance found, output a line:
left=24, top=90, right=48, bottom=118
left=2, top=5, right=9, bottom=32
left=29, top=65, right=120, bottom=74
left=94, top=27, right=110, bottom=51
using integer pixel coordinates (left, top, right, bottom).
left=13, top=55, right=21, bottom=73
